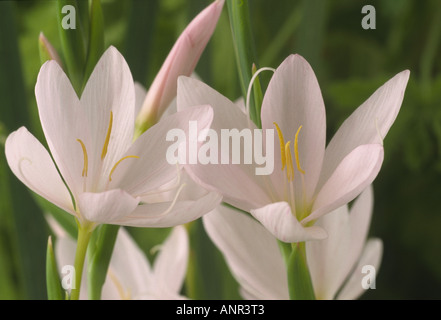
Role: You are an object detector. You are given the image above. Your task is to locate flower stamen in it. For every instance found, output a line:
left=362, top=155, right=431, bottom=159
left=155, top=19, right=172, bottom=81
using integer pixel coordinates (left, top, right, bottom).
left=76, top=139, right=88, bottom=177
left=273, top=122, right=286, bottom=170
left=109, top=155, right=140, bottom=181
left=294, top=125, right=305, bottom=174
left=101, top=111, right=114, bottom=160
left=285, top=141, right=294, bottom=182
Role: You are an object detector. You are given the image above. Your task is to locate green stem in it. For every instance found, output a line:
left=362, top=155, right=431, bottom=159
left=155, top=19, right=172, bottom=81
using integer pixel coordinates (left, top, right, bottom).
left=226, top=0, right=261, bottom=127
left=88, top=224, right=120, bottom=300
left=70, top=222, right=94, bottom=300
left=46, top=237, right=64, bottom=300
left=287, top=242, right=315, bottom=300
left=277, top=240, right=292, bottom=267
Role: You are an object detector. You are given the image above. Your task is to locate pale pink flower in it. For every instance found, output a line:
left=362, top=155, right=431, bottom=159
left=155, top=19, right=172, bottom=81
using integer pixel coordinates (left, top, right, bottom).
left=203, top=187, right=382, bottom=300
left=178, top=54, right=409, bottom=242
left=55, top=226, right=189, bottom=300
left=135, top=0, right=225, bottom=134
left=5, top=46, right=221, bottom=228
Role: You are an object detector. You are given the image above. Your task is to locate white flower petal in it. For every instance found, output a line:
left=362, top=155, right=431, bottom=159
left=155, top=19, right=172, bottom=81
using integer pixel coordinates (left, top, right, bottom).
left=318, top=71, right=410, bottom=190
left=80, top=46, right=136, bottom=189
left=110, top=105, right=214, bottom=197
left=101, top=228, right=152, bottom=300
left=203, top=205, right=289, bottom=300
left=5, top=127, right=74, bottom=214
left=119, top=188, right=221, bottom=228
left=152, top=226, right=189, bottom=295
left=178, top=76, right=272, bottom=211
left=261, top=54, right=326, bottom=203
left=184, top=161, right=273, bottom=213
left=306, top=187, right=373, bottom=300
left=77, top=189, right=139, bottom=224
left=336, top=238, right=383, bottom=300
left=35, top=59, right=87, bottom=196
left=306, top=144, right=383, bottom=224
left=251, top=202, right=327, bottom=243
left=306, top=205, right=351, bottom=300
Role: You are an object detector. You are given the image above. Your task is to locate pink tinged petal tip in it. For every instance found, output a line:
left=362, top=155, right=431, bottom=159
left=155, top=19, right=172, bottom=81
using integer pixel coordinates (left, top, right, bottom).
left=135, top=0, right=225, bottom=129
left=39, top=32, right=63, bottom=68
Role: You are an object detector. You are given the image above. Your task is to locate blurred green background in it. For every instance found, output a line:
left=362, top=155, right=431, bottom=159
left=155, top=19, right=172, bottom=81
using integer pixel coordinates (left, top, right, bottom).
left=0, top=0, right=440, bottom=299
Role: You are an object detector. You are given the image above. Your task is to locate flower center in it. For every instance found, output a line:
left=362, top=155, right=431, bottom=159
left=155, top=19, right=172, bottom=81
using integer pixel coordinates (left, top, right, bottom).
left=273, top=122, right=304, bottom=182
left=76, top=111, right=140, bottom=187
left=273, top=122, right=308, bottom=220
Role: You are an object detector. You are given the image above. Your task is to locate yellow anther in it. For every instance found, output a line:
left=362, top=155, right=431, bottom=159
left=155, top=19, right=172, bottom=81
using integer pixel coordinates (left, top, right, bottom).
left=285, top=141, right=294, bottom=181
left=273, top=122, right=286, bottom=170
left=76, top=139, right=88, bottom=177
left=101, top=111, right=113, bottom=160
left=294, top=125, right=305, bottom=174
left=109, top=155, right=140, bottom=181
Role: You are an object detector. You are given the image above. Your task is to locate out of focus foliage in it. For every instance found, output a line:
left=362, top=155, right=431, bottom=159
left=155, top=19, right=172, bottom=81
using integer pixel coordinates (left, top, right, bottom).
left=0, top=0, right=440, bottom=299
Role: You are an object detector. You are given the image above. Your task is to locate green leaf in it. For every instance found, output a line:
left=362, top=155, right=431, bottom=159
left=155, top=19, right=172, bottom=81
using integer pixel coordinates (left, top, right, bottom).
left=209, top=8, right=240, bottom=101
left=56, top=0, right=87, bottom=96
left=46, top=237, right=64, bottom=300
left=0, top=128, right=21, bottom=299
left=287, top=242, right=316, bottom=300
left=296, top=0, right=328, bottom=76
left=76, top=0, right=90, bottom=44
left=260, top=5, right=302, bottom=66
left=185, top=220, right=241, bottom=299
left=87, top=224, right=119, bottom=300
left=82, top=0, right=105, bottom=89
left=419, top=1, right=441, bottom=93
left=226, top=0, right=261, bottom=127
left=0, top=1, right=48, bottom=299
left=124, top=0, right=159, bottom=84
